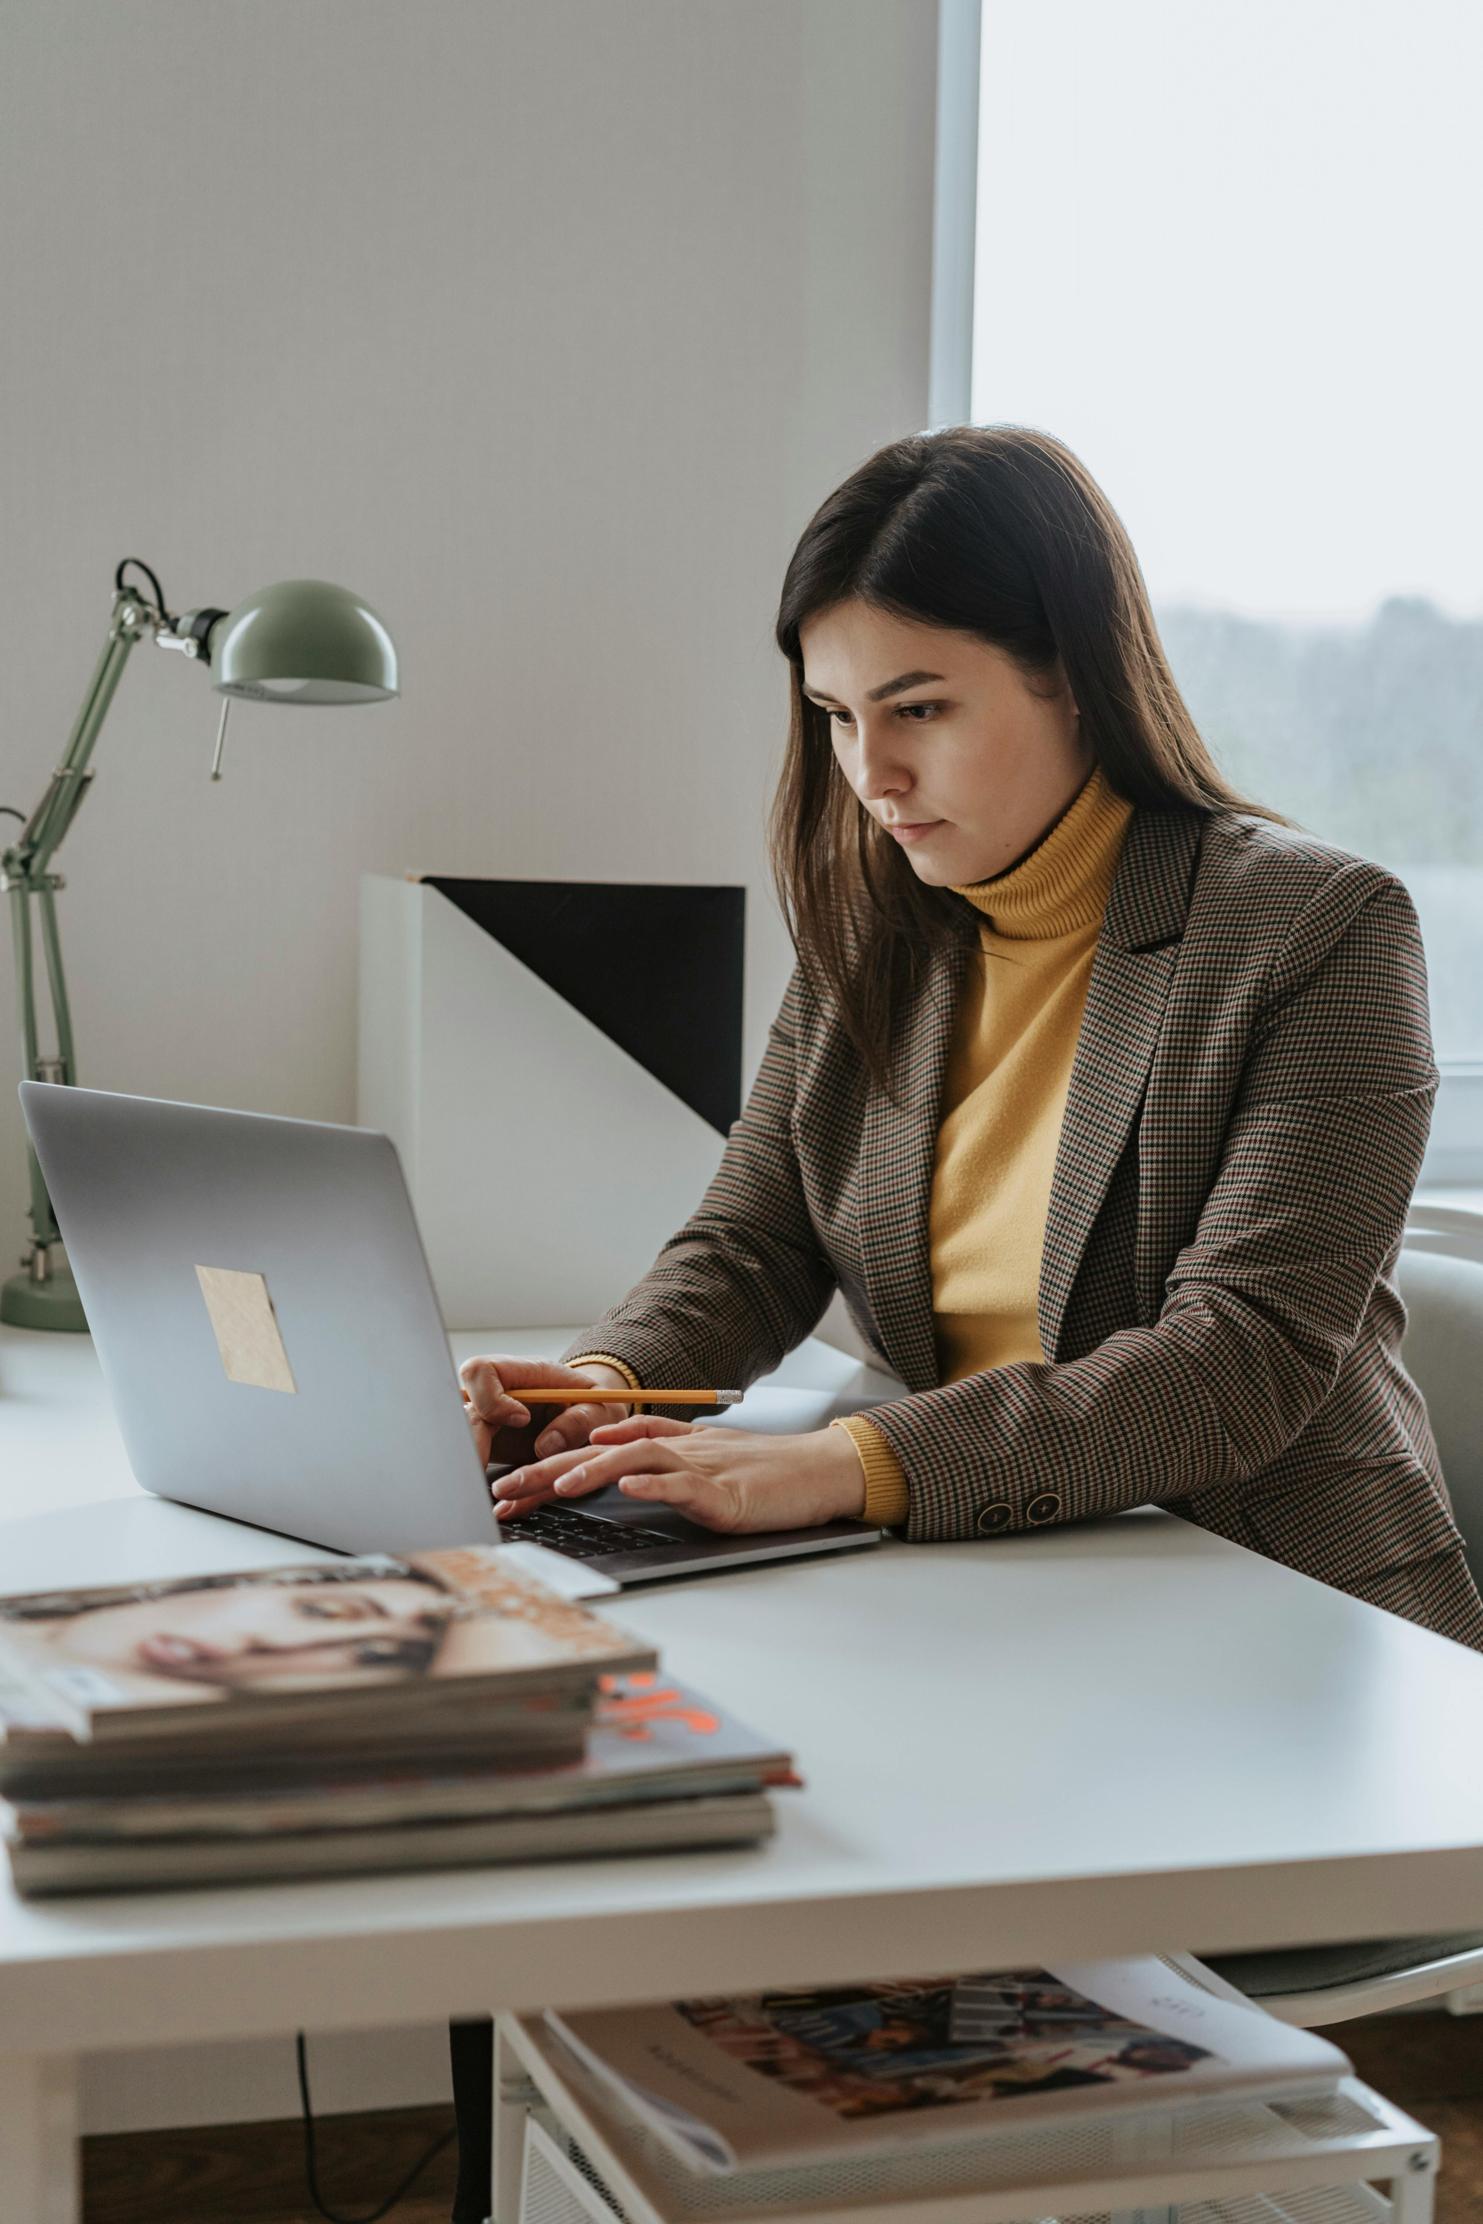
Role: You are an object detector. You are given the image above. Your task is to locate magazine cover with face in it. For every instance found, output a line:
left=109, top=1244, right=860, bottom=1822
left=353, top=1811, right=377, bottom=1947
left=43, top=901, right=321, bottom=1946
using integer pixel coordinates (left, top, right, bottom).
left=546, top=1960, right=1352, bottom=2173
left=0, top=1546, right=656, bottom=1738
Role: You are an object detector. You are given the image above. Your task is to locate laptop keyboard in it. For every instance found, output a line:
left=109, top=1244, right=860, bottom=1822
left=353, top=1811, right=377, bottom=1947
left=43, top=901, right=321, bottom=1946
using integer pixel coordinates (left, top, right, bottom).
left=499, top=1503, right=680, bottom=1559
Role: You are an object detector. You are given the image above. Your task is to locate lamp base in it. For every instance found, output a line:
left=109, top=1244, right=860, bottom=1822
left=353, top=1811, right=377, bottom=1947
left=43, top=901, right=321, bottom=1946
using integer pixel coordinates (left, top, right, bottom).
left=1, top=1261, right=88, bottom=1332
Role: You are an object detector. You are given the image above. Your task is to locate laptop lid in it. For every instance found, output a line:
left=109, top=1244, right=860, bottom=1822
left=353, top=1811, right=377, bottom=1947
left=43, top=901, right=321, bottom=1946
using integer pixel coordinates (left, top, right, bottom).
left=18, top=1081, right=496, bottom=1556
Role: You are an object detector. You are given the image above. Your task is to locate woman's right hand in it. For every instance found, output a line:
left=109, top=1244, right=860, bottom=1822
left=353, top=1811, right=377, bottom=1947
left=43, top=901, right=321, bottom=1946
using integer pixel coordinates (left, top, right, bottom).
left=458, top=1354, right=635, bottom=1480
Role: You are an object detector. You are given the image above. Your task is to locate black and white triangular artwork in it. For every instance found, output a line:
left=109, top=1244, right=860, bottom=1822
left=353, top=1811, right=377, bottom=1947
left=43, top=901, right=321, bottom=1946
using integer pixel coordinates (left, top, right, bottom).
left=424, top=879, right=743, bottom=1134
left=357, top=874, right=747, bottom=1328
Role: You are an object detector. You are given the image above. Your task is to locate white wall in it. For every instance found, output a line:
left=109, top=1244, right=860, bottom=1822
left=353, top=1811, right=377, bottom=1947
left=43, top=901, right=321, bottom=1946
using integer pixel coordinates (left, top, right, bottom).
left=0, top=0, right=939, bottom=2132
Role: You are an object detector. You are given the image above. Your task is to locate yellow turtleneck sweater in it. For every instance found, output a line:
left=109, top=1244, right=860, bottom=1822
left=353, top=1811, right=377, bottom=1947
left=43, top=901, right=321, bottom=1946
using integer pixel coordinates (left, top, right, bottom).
left=573, top=760, right=1135, bottom=1530
left=830, top=760, right=1135, bottom=1522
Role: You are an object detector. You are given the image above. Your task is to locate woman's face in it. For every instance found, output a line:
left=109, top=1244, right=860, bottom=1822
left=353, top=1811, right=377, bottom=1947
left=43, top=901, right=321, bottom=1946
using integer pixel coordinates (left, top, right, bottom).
left=798, top=600, right=1093, bottom=887
left=42, top=1577, right=449, bottom=1689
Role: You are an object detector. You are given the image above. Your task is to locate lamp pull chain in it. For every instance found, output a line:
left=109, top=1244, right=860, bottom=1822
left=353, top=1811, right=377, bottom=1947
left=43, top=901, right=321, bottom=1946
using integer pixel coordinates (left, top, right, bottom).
left=210, top=695, right=231, bottom=781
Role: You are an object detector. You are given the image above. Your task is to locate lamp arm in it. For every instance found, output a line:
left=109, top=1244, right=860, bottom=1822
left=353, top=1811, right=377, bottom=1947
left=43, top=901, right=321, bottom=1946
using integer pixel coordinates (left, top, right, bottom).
left=0, top=585, right=157, bottom=1281
left=6, top=881, right=54, bottom=1250
left=36, top=883, right=77, bottom=1096
left=8, top=884, right=79, bottom=1256
left=2, top=587, right=153, bottom=886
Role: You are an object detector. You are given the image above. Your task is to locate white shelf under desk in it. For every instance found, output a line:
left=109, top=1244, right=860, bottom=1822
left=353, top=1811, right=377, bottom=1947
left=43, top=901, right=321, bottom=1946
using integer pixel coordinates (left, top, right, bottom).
left=494, top=2009, right=1439, bottom=2224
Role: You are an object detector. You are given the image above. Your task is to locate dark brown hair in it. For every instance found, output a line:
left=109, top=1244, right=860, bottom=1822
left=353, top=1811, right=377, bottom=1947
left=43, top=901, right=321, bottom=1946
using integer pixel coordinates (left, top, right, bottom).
left=769, top=424, right=1297, bottom=1097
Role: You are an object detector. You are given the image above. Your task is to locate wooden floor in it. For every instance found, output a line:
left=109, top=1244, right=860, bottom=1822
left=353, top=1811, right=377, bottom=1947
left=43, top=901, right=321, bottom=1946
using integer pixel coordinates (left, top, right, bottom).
left=79, top=2011, right=1483, bottom=2224
left=1339, top=2011, right=1483, bottom=2223
left=83, top=2100, right=462, bottom=2224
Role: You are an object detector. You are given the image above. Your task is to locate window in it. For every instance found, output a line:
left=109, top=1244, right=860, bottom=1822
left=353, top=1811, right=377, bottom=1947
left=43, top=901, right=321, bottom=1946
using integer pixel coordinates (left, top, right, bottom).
left=965, top=0, right=1483, bottom=1180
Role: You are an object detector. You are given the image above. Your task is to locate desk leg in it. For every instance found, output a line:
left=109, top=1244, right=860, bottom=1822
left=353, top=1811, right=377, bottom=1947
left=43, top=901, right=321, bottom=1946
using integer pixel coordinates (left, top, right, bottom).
left=0, top=2052, right=79, bottom=2224
left=493, top=2021, right=534, bottom=2224
left=1390, top=2152, right=1437, bottom=2224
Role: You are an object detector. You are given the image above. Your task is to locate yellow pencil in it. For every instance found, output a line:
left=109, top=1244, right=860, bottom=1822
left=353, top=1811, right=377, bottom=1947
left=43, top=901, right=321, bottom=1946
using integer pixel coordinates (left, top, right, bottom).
left=503, top=1387, right=743, bottom=1406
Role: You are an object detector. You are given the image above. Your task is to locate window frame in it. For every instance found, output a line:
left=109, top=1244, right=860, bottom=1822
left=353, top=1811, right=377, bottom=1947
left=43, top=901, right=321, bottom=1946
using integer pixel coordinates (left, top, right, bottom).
left=952, top=0, right=1478, bottom=1191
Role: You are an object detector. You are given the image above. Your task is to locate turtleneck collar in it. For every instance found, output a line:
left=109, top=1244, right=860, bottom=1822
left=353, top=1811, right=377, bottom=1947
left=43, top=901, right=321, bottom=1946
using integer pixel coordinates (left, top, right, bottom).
left=947, top=760, right=1135, bottom=940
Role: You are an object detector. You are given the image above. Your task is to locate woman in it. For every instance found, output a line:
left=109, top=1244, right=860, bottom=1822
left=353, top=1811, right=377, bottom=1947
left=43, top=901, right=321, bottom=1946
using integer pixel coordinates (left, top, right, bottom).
left=460, top=425, right=1482, bottom=1649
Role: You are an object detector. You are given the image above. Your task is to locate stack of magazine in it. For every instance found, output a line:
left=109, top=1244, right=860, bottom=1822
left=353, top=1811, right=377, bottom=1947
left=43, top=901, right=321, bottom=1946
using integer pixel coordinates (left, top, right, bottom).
left=546, top=1959, right=1355, bottom=2174
left=0, top=1548, right=796, bottom=1896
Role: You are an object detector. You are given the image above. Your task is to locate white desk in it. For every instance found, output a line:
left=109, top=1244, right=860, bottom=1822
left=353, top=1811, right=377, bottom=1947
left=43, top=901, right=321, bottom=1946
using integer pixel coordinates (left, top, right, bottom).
left=7, top=1323, right=1483, bottom=2221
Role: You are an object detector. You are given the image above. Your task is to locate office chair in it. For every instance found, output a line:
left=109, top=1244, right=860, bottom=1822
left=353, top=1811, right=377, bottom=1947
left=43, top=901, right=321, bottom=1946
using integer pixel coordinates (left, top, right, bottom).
left=1194, top=1211, right=1483, bottom=2025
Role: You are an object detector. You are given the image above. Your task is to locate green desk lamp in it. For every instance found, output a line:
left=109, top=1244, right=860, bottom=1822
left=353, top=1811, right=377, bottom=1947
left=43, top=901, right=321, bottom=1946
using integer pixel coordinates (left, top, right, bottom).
left=1, top=557, right=398, bottom=1332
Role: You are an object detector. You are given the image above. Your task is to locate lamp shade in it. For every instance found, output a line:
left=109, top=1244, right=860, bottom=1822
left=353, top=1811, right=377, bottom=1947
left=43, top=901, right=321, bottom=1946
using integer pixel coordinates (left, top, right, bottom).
left=211, top=578, right=398, bottom=704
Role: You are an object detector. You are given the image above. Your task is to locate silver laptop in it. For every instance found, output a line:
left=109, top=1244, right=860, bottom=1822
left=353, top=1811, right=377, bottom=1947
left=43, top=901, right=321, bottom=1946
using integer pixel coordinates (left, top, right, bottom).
left=18, top=1082, right=882, bottom=1583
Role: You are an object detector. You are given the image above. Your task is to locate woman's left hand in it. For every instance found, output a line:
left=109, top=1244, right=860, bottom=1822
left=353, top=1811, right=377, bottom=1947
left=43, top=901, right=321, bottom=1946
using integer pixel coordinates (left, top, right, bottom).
left=491, top=1416, right=867, bottom=1533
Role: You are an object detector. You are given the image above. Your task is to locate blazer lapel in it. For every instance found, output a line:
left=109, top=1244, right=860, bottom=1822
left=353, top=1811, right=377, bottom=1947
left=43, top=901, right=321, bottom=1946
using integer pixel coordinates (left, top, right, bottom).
left=857, top=805, right=1204, bottom=1388
left=1038, top=806, right=1203, bottom=1360
left=857, top=934, right=971, bottom=1392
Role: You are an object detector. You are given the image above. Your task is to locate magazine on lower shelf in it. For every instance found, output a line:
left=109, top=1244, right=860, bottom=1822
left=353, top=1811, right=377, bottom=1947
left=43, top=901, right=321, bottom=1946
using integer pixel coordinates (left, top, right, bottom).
left=545, top=1959, right=1353, bottom=2174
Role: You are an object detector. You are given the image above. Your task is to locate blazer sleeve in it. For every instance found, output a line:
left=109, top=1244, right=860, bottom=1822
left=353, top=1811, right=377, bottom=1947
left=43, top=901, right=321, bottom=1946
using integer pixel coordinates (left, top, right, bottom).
left=858, top=866, right=1443, bottom=1543
left=558, top=961, right=838, bottom=1420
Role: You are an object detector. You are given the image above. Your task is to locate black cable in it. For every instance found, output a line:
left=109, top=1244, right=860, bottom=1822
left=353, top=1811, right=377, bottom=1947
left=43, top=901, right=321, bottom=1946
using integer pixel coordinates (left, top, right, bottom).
left=295, top=2031, right=458, bottom=2224
left=113, top=555, right=168, bottom=619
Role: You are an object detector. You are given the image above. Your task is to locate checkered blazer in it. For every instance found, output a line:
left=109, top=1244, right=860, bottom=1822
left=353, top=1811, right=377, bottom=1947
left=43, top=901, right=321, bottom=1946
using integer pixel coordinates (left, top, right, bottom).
left=563, top=803, right=1483, bottom=1644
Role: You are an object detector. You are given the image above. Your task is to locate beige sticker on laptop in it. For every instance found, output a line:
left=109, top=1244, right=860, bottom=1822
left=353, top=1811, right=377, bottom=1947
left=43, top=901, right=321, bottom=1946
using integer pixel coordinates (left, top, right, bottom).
left=195, top=1265, right=298, bottom=1394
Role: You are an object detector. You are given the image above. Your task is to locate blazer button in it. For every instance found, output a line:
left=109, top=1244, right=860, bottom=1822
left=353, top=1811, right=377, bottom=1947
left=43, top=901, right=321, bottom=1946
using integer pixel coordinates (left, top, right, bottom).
left=1026, top=1492, right=1062, bottom=1525
left=976, top=1503, right=1013, bottom=1536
